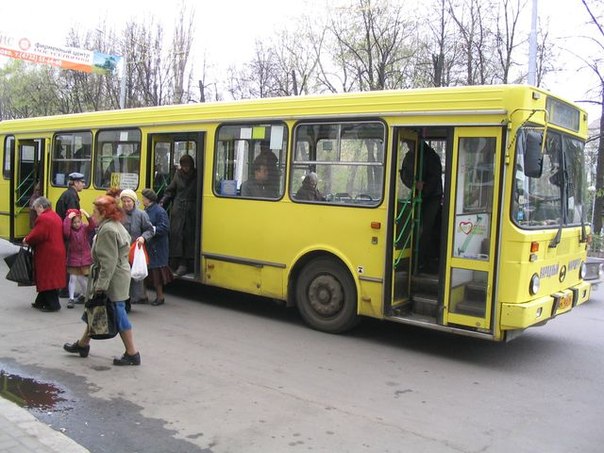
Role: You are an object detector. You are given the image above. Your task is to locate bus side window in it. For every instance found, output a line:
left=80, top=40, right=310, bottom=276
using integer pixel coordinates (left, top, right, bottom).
left=214, top=124, right=288, bottom=199
left=94, top=129, right=141, bottom=189
left=51, top=132, right=92, bottom=187
left=291, top=121, right=385, bottom=206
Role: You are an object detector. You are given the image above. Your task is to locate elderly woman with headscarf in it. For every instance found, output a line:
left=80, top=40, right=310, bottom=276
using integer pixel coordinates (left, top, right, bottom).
left=119, top=189, right=155, bottom=306
left=295, top=172, right=325, bottom=201
left=24, top=197, right=66, bottom=312
left=159, top=154, right=197, bottom=276
left=142, top=188, right=173, bottom=306
left=63, top=195, right=141, bottom=366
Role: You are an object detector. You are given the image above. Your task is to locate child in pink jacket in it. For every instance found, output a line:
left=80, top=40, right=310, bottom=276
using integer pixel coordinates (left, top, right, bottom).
left=63, top=208, right=95, bottom=308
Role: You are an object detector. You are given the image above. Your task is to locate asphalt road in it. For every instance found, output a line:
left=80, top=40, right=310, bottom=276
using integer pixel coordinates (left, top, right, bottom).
left=1, top=239, right=603, bottom=452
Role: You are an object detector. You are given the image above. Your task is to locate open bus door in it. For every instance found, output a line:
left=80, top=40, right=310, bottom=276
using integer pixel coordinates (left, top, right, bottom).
left=148, top=132, right=204, bottom=278
left=11, top=139, right=44, bottom=241
left=442, top=127, right=502, bottom=332
left=392, top=129, right=419, bottom=310
left=391, top=128, right=447, bottom=321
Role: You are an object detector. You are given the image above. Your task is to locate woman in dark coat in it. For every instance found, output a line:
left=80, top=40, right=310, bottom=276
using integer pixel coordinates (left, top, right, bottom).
left=159, top=154, right=196, bottom=276
left=142, top=188, right=173, bottom=306
left=23, top=197, right=66, bottom=312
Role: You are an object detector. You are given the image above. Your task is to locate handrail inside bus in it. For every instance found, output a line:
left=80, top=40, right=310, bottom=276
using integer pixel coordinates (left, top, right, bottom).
left=394, top=194, right=417, bottom=267
left=14, top=171, right=36, bottom=215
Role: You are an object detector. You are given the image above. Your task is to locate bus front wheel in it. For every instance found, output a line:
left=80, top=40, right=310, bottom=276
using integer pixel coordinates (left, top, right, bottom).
left=295, top=258, right=359, bottom=333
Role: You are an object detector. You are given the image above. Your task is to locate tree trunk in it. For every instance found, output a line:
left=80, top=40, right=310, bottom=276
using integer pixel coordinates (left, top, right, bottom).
left=593, top=87, right=604, bottom=233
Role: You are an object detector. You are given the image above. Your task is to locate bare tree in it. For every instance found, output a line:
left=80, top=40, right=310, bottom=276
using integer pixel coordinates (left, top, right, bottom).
left=494, top=0, right=526, bottom=83
left=323, top=0, right=420, bottom=92
left=578, top=0, right=604, bottom=233
left=171, top=3, right=195, bottom=104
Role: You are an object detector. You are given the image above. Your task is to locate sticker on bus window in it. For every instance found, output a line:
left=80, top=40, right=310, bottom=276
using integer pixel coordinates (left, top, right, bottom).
left=252, top=127, right=265, bottom=140
left=270, top=125, right=284, bottom=150
left=111, top=172, right=138, bottom=190
left=454, top=213, right=490, bottom=260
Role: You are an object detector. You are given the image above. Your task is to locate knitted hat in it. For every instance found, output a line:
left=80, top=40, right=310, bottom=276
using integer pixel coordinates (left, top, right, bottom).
left=141, top=188, right=158, bottom=202
left=120, top=189, right=138, bottom=203
left=66, top=208, right=81, bottom=218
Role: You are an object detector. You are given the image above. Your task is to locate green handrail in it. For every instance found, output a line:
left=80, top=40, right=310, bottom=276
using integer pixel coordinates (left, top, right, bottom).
left=14, top=171, right=36, bottom=215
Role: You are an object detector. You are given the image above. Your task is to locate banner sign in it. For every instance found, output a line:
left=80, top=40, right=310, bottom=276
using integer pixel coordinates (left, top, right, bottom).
left=0, top=32, right=122, bottom=75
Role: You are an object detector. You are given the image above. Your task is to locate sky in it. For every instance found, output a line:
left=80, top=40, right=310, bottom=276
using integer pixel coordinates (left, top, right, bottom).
left=0, top=0, right=601, bottom=118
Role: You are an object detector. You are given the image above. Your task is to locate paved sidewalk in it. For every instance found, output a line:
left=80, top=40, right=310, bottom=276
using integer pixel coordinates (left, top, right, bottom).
left=0, top=397, right=88, bottom=453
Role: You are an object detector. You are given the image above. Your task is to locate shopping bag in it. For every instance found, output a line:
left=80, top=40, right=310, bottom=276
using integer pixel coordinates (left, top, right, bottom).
left=84, top=293, right=118, bottom=340
left=130, top=243, right=149, bottom=281
left=5, top=246, right=34, bottom=286
left=128, top=242, right=149, bottom=265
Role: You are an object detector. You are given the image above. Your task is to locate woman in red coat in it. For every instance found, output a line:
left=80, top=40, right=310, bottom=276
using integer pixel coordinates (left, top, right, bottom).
left=24, top=197, right=67, bottom=312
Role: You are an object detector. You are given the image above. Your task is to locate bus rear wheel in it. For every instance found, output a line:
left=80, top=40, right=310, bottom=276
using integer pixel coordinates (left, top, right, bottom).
left=295, top=257, right=358, bottom=333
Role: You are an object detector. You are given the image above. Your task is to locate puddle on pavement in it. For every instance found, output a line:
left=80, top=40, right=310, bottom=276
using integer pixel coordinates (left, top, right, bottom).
left=0, top=369, right=70, bottom=411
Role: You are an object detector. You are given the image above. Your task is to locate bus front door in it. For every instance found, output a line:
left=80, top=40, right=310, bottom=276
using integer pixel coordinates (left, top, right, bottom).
left=442, top=127, right=502, bottom=332
left=392, top=130, right=418, bottom=309
left=11, top=139, right=43, bottom=241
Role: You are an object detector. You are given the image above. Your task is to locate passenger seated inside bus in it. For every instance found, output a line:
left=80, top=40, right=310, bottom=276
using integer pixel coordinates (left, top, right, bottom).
left=295, top=172, right=325, bottom=201
left=241, top=155, right=277, bottom=198
left=258, top=143, right=280, bottom=195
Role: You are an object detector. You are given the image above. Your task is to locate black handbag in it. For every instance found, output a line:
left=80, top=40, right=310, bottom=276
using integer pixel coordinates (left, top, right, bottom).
left=84, top=293, right=118, bottom=340
left=4, top=246, right=34, bottom=286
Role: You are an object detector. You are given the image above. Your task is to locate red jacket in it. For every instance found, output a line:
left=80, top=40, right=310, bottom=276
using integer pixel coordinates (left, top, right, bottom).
left=25, top=209, right=66, bottom=291
left=63, top=216, right=95, bottom=267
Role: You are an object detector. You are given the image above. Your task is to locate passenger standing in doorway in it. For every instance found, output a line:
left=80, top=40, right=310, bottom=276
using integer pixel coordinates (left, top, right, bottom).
left=400, top=142, right=443, bottom=273
left=159, top=154, right=197, bottom=276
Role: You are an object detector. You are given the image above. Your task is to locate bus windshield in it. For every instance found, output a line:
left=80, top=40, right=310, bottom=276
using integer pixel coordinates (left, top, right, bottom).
left=513, top=128, right=586, bottom=228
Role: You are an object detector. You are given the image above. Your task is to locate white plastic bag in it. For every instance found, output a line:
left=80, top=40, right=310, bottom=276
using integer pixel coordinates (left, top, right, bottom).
left=130, top=243, right=148, bottom=281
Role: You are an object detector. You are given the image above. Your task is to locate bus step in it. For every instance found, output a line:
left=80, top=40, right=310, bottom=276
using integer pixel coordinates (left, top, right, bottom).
left=454, top=299, right=486, bottom=317
left=412, top=295, right=439, bottom=317
left=411, top=274, right=439, bottom=297
left=391, top=299, right=412, bottom=316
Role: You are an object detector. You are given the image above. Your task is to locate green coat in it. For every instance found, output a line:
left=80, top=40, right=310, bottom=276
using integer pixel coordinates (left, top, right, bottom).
left=88, top=219, right=131, bottom=302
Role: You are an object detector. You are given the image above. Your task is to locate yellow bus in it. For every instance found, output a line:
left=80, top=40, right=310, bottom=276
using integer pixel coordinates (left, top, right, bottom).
left=0, top=85, right=592, bottom=341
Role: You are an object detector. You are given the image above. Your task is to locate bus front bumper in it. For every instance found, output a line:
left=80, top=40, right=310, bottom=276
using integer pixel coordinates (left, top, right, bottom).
left=500, top=281, right=591, bottom=330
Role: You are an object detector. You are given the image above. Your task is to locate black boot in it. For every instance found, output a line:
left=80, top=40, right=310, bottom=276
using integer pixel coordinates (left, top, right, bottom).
left=63, top=340, right=90, bottom=358
left=113, top=352, right=141, bottom=366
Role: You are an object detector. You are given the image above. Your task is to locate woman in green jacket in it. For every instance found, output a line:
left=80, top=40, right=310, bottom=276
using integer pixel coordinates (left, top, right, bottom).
left=63, top=195, right=141, bottom=366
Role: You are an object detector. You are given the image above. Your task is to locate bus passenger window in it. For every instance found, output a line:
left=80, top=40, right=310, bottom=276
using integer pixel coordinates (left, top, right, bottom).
left=94, top=129, right=141, bottom=190
left=214, top=123, right=288, bottom=199
left=4, top=136, right=14, bottom=180
left=291, top=121, right=385, bottom=206
left=51, top=132, right=92, bottom=187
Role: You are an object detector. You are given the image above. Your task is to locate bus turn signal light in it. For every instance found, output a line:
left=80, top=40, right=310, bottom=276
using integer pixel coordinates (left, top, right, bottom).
left=371, top=222, right=381, bottom=229
left=530, top=241, right=539, bottom=253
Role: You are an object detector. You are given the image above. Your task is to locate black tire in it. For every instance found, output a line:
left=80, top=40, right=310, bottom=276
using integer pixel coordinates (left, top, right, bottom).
left=295, top=257, right=359, bottom=333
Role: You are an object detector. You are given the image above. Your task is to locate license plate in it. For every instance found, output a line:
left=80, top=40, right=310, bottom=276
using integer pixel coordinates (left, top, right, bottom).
left=559, top=294, right=572, bottom=311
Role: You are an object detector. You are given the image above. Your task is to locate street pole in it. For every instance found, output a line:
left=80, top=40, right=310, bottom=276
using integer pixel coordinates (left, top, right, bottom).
left=527, top=0, right=538, bottom=86
left=119, top=56, right=126, bottom=109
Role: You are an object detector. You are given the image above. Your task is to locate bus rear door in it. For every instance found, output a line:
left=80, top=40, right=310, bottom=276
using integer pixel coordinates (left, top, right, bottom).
left=11, top=138, right=44, bottom=240
left=443, top=127, right=502, bottom=332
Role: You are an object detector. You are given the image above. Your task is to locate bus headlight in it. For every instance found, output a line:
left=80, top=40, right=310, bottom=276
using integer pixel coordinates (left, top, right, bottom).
left=579, top=261, right=587, bottom=279
left=529, top=273, right=540, bottom=295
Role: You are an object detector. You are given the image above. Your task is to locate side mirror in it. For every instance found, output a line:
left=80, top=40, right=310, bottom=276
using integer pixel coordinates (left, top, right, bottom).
left=524, top=131, right=543, bottom=178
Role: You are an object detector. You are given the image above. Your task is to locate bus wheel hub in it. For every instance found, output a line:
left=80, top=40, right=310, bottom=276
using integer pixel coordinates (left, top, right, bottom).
left=308, top=275, right=343, bottom=316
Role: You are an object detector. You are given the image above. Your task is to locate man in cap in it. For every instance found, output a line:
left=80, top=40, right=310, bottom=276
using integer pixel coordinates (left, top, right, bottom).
left=56, top=172, right=85, bottom=220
